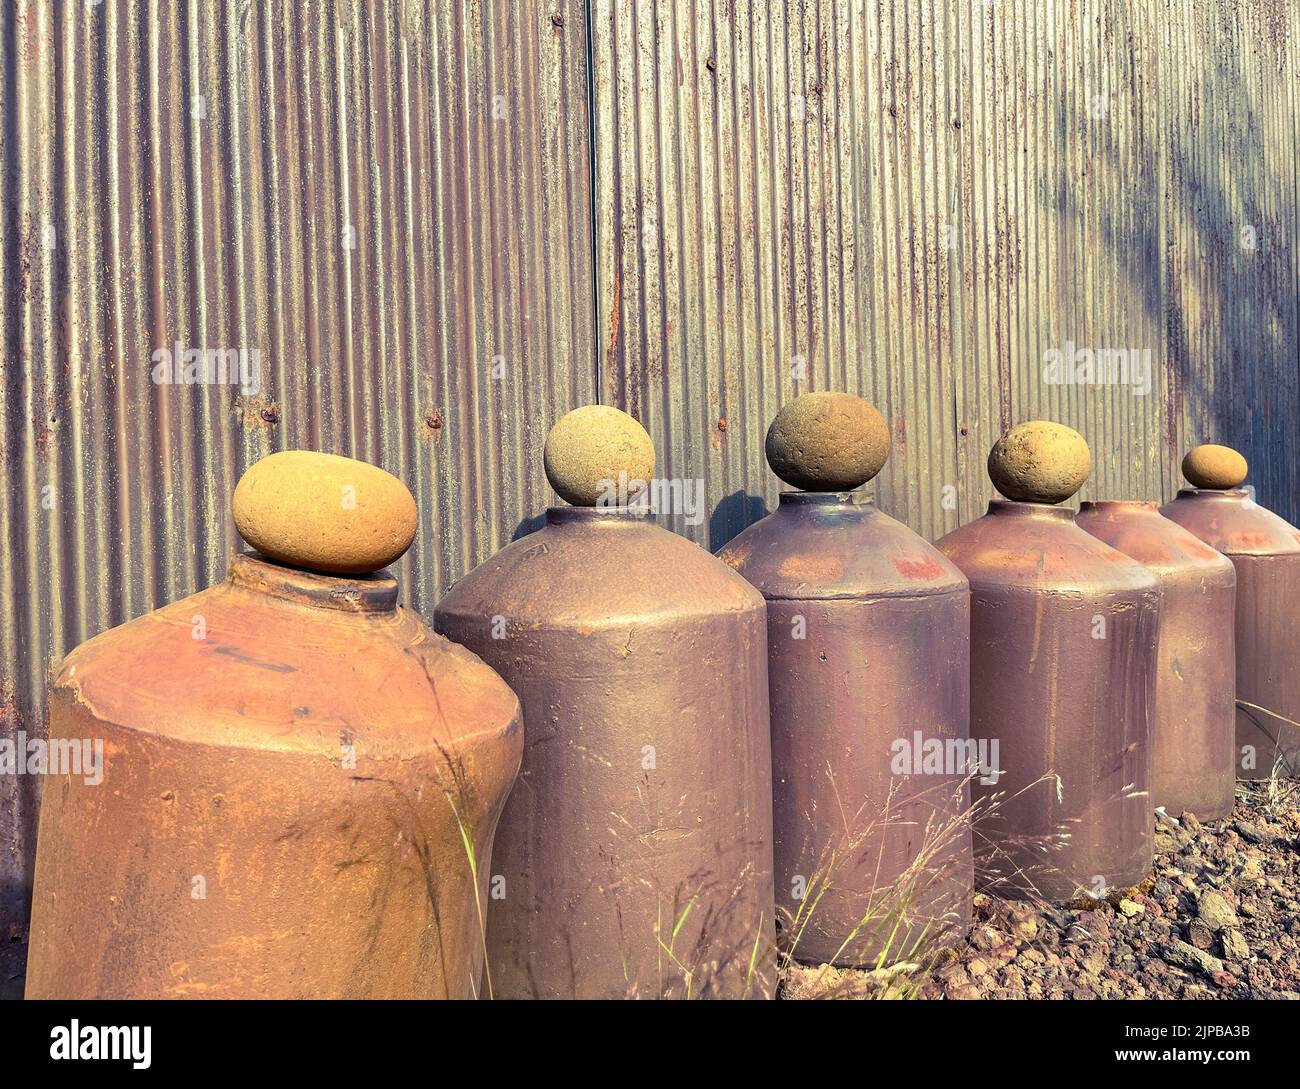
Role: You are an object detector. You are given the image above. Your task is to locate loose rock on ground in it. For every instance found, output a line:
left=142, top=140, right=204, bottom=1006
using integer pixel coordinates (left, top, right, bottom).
left=783, top=782, right=1300, bottom=1000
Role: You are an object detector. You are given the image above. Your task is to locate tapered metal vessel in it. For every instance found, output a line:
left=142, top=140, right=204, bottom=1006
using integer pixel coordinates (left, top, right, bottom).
left=937, top=502, right=1160, bottom=901
left=26, top=554, right=522, bottom=999
left=435, top=507, right=776, bottom=998
left=1076, top=501, right=1236, bottom=819
left=1161, top=488, right=1300, bottom=778
left=719, top=493, right=972, bottom=966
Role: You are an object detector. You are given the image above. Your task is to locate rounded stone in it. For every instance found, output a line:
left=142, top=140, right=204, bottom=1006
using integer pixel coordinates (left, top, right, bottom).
left=543, top=405, right=656, bottom=506
left=764, top=392, right=890, bottom=492
left=987, top=421, right=1091, bottom=504
left=233, top=450, right=417, bottom=575
left=1182, top=444, right=1247, bottom=490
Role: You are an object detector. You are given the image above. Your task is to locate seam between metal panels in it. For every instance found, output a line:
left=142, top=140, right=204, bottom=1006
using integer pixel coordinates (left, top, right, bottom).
left=586, top=0, right=601, bottom=402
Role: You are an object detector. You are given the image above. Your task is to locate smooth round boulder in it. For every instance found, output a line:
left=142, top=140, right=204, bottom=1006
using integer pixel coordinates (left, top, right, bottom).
left=987, top=421, right=1091, bottom=504
left=233, top=450, right=417, bottom=575
left=1182, top=444, right=1247, bottom=490
left=765, top=392, right=890, bottom=492
left=543, top=405, right=656, bottom=506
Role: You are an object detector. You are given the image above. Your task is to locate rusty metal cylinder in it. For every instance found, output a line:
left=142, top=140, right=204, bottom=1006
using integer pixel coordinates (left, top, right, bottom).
left=26, top=454, right=522, bottom=999
left=719, top=491, right=972, bottom=967
left=938, top=501, right=1159, bottom=899
left=1161, top=487, right=1300, bottom=779
left=1076, top=501, right=1236, bottom=819
left=435, top=504, right=776, bottom=998
left=936, top=422, right=1159, bottom=901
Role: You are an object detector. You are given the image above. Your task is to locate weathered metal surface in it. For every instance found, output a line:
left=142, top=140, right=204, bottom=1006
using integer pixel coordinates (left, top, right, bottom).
left=0, top=0, right=594, bottom=992
left=1077, top=500, right=1237, bottom=818
left=435, top=506, right=776, bottom=998
left=719, top=492, right=972, bottom=966
left=1161, top=488, right=1300, bottom=779
left=25, top=554, right=522, bottom=998
left=937, top=502, right=1160, bottom=901
left=591, top=0, right=1300, bottom=548
left=4, top=0, right=1299, bottom=991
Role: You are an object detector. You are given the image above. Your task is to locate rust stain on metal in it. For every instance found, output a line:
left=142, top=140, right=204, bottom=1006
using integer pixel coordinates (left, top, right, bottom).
left=775, top=552, right=844, bottom=584
left=606, top=265, right=621, bottom=369
left=894, top=556, right=947, bottom=581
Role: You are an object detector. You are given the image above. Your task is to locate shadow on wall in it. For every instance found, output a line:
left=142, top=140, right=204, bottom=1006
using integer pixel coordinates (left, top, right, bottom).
left=709, top=491, right=769, bottom=554
left=512, top=513, right=547, bottom=541
left=1050, top=3, right=1299, bottom=523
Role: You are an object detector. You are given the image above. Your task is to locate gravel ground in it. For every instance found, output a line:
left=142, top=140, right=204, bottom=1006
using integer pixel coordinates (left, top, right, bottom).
left=783, top=781, right=1300, bottom=1000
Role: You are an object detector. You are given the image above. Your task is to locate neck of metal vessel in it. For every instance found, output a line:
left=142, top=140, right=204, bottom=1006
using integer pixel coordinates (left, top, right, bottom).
left=545, top=505, right=648, bottom=527
left=229, top=553, right=399, bottom=613
left=778, top=490, right=873, bottom=511
left=1175, top=487, right=1251, bottom=502
left=986, top=499, right=1076, bottom=522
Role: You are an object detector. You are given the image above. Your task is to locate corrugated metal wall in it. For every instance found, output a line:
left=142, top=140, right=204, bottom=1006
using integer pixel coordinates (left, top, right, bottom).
left=1158, top=0, right=1300, bottom=525
left=595, top=0, right=1299, bottom=545
left=0, top=0, right=594, bottom=994
left=2, top=0, right=1298, bottom=993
